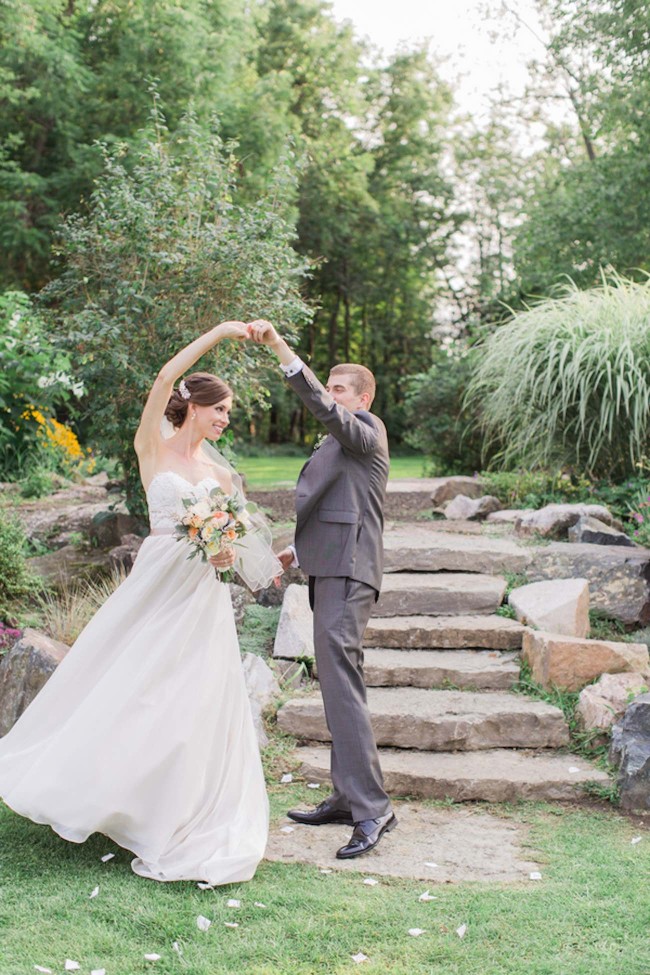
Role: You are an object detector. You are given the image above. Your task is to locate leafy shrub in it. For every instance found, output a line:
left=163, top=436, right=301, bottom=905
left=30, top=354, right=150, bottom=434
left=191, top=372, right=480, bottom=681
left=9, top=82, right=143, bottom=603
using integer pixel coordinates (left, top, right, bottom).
left=0, top=292, right=82, bottom=480
left=481, top=469, right=594, bottom=509
left=44, top=107, right=311, bottom=520
left=402, top=350, right=487, bottom=474
left=0, top=511, right=39, bottom=614
left=466, top=273, right=650, bottom=478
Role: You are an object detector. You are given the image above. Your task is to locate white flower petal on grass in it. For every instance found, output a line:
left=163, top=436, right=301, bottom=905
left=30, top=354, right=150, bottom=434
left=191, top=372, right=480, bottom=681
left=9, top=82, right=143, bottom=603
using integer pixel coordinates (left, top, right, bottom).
left=280, top=773, right=293, bottom=784
left=319, top=868, right=333, bottom=875
left=224, top=922, right=239, bottom=929
left=631, top=836, right=642, bottom=845
left=227, top=899, right=241, bottom=908
left=197, top=882, right=213, bottom=890
left=89, top=885, right=100, bottom=899
left=424, top=862, right=438, bottom=868
left=34, top=967, right=52, bottom=973
left=456, top=924, right=467, bottom=939
left=144, top=954, right=162, bottom=961
left=307, top=783, right=320, bottom=789
left=172, top=942, right=182, bottom=955
left=529, top=871, right=542, bottom=881
left=91, top=969, right=106, bottom=975
left=418, top=890, right=436, bottom=902
left=65, top=963, right=81, bottom=972
left=196, top=915, right=212, bottom=932
left=362, top=878, right=379, bottom=886
left=280, top=825, right=294, bottom=834
left=254, top=902, right=267, bottom=909
left=351, top=952, right=369, bottom=964
left=408, top=928, right=425, bottom=937
left=100, top=853, right=115, bottom=863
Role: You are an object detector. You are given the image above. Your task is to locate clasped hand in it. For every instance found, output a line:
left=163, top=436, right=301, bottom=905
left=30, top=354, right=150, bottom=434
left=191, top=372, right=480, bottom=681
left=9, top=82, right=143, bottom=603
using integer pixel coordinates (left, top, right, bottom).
left=209, top=546, right=236, bottom=570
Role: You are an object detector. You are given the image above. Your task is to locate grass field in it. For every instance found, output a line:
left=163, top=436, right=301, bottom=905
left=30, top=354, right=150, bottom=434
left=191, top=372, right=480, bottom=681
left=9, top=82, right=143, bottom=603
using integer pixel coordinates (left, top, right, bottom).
left=1, top=781, right=648, bottom=975
left=240, top=453, right=429, bottom=489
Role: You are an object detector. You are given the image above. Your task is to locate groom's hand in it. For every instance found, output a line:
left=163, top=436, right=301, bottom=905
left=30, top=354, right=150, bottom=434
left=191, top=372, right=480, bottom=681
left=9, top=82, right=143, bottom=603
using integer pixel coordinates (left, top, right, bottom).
left=247, top=319, right=280, bottom=346
left=276, top=547, right=295, bottom=571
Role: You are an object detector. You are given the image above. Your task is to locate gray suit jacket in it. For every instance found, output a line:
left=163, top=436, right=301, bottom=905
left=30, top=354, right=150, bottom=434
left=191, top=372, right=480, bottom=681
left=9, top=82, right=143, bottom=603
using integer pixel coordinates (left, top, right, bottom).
left=286, top=365, right=389, bottom=592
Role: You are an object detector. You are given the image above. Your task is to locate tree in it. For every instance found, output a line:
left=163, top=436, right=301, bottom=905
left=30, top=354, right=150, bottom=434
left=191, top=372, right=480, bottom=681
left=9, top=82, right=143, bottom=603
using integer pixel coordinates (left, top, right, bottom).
left=43, top=109, right=311, bottom=516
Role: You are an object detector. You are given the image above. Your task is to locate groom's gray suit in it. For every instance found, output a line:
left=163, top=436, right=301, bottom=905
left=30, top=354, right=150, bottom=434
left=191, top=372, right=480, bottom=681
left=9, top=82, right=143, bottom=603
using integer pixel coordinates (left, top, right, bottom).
left=286, top=364, right=391, bottom=823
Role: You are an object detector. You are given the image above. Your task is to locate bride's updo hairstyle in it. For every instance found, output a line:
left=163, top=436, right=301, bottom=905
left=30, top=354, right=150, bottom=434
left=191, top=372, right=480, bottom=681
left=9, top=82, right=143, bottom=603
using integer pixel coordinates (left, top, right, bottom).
left=165, top=372, right=233, bottom=429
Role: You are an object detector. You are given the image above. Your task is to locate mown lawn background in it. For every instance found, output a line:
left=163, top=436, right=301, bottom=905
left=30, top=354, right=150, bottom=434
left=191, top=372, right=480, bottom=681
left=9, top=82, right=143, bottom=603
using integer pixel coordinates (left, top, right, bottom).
left=1, top=778, right=648, bottom=975
left=240, top=453, right=428, bottom=489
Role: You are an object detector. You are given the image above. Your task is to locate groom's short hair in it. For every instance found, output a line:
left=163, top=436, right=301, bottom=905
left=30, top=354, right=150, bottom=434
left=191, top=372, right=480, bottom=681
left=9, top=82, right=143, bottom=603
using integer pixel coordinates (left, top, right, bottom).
left=330, top=363, right=376, bottom=407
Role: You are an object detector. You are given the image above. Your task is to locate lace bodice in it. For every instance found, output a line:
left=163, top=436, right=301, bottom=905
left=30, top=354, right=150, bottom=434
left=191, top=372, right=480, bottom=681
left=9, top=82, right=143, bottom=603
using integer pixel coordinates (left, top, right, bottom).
left=146, top=471, right=223, bottom=533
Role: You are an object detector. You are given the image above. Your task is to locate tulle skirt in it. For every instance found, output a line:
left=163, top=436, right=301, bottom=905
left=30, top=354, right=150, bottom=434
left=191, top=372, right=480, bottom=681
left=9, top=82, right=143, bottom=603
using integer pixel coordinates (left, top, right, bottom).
left=0, top=534, right=269, bottom=884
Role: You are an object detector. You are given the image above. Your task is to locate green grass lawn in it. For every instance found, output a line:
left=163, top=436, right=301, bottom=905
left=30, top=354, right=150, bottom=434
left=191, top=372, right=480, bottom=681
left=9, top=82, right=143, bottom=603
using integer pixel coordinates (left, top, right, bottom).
left=1, top=782, right=648, bottom=975
left=240, top=453, right=429, bottom=489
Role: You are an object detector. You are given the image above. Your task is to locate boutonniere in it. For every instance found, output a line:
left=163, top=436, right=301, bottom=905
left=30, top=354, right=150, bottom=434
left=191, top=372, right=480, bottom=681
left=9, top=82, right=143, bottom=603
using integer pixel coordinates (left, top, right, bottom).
left=312, top=433, right=328, bottom=452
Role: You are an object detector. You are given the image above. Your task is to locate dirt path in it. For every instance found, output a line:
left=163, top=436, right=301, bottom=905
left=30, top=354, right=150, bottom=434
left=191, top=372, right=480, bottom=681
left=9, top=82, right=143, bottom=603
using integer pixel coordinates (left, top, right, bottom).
left=265, top=801, right=541, bottom=883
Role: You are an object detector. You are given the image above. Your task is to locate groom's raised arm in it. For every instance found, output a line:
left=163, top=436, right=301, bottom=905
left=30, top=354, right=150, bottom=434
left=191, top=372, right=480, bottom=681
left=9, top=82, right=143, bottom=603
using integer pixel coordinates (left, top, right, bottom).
left=246, top=320, right=378, bottom=455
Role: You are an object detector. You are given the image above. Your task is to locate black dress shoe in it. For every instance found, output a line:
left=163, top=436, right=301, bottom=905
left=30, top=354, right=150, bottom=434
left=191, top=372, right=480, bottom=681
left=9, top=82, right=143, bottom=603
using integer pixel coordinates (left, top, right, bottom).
left=336, top=812, right=398, bottom=859
left=287, top=797, right=354, bottom=826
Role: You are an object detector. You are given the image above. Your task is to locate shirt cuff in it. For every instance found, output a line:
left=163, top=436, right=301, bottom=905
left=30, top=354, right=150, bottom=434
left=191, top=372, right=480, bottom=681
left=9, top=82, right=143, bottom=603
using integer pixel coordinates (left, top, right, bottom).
left=280, top=356, right=305, bottom=378
left=288, top=544, right=299, bottom=568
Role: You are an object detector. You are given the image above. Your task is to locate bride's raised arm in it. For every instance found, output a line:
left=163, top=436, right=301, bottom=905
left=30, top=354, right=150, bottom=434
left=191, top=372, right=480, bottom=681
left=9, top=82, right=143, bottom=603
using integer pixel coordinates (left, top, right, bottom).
left=134, top=321, right=248, bottom=458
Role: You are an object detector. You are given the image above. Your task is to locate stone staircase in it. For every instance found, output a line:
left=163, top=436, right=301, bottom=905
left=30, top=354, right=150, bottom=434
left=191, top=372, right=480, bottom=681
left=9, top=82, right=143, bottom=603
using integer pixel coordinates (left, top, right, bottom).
left=274, top=521, right=610, bottom=802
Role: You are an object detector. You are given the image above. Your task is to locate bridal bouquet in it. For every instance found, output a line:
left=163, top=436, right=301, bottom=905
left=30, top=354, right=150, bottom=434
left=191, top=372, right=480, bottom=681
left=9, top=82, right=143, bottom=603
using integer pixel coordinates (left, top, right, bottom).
left=175, top=488, right=254, bottom=582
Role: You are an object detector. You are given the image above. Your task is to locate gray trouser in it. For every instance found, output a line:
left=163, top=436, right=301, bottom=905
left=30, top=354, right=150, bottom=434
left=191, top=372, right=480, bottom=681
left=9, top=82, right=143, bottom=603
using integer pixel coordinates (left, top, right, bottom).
left=309, top=575, right=391, bottom=822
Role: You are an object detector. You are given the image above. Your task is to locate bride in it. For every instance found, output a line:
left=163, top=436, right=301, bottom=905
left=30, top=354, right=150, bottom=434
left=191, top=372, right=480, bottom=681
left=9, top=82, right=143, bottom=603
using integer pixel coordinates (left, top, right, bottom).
left=0, top=321, right=281, bottom=884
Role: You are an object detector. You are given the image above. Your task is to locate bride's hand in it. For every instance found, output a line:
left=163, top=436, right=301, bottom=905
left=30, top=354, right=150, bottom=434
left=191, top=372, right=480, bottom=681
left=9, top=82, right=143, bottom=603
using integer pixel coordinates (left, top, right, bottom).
left=209, top=546, right=236, bottom=570
left=247, top=319, right=280, bottom=346
left=216, top=321, right=249, bottom=341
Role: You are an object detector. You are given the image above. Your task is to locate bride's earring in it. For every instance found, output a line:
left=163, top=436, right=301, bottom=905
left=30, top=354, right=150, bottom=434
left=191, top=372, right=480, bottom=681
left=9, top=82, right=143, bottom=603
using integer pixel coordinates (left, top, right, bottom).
left=191, top=411, right=196, bottom=420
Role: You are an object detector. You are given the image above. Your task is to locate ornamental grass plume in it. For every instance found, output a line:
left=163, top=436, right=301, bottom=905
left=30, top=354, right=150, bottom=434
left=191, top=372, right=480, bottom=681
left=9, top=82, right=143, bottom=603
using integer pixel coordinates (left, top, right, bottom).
left=466, top=272, right=650, bottom=477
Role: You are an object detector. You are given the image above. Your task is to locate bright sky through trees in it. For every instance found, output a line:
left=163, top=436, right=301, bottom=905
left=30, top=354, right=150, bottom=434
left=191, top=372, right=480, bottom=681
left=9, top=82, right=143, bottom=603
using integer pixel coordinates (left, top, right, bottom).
left=328, top=0, right=545, bottom=116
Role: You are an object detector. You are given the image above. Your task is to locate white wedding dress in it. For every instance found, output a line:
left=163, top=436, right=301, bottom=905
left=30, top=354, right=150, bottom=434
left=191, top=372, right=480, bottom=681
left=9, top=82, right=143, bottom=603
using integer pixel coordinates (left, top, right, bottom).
left=0, top=471, right=269, bottom=884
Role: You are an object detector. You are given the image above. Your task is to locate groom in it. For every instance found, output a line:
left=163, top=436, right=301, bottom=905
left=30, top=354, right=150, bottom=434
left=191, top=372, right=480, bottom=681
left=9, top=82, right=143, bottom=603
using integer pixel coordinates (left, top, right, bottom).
left=247, top=319, right=396, bottom=859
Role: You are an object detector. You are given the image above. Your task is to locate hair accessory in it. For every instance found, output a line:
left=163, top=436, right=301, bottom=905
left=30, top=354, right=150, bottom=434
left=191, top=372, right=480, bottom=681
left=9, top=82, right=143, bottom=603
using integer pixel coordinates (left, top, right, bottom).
left=179, top=379, right=191, bottom=400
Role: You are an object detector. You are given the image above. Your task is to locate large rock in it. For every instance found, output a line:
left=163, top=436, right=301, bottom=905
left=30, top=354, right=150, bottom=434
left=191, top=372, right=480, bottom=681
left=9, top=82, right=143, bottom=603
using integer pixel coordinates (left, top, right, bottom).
left=89, top=506, right=143, bottom=549
left=430, top=476, right=486, bottom=505
left=108, top=533, right=144, bottom=573
left=277, top=687, right=570, bottom=750
left=383, top=525, right=531, bottom=574
left=241, top=652, right=280, bottom=748
left=522, top=630, right=649, bottom=691
left=526, top=541, right=650, bottom=626
left=273, top=584, right=313, bottom=659
left=364, top=614, right=525, bottom=651
left=577, top=673, right=650, bottom=732
left=0, top=629, right=69, bottom=736
left=515, top=503, right=615, bottom=540
left=362, top=648, right=519, bottom=691
left=298, top=745, right=610, bottom=803
left=444, top=495, right=502, bottom=521
left=568, top=515, right=636, bottom=548
left=486, top=509, right=535, bottom=524
left=509, top=578, right=590, bottom=637
left=610, top=692, right=650, bottom=811
left=375, top=573, right=507, bottom=617
left=28, top=544, right=112, bottom=588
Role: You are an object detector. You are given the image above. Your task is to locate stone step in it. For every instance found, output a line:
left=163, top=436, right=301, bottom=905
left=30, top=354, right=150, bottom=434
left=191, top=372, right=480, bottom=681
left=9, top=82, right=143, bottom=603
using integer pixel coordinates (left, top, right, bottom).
left=364, top=614, right=526, bottom=650
left=277, top=687, right=570, bottom=751
left=383, top=524, right=531, bottom=574
left=362, top=648, right=519, bottom=691
left=375, top=573, right=507, bottom=617
left=296, top=745, right=610, bottom=803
